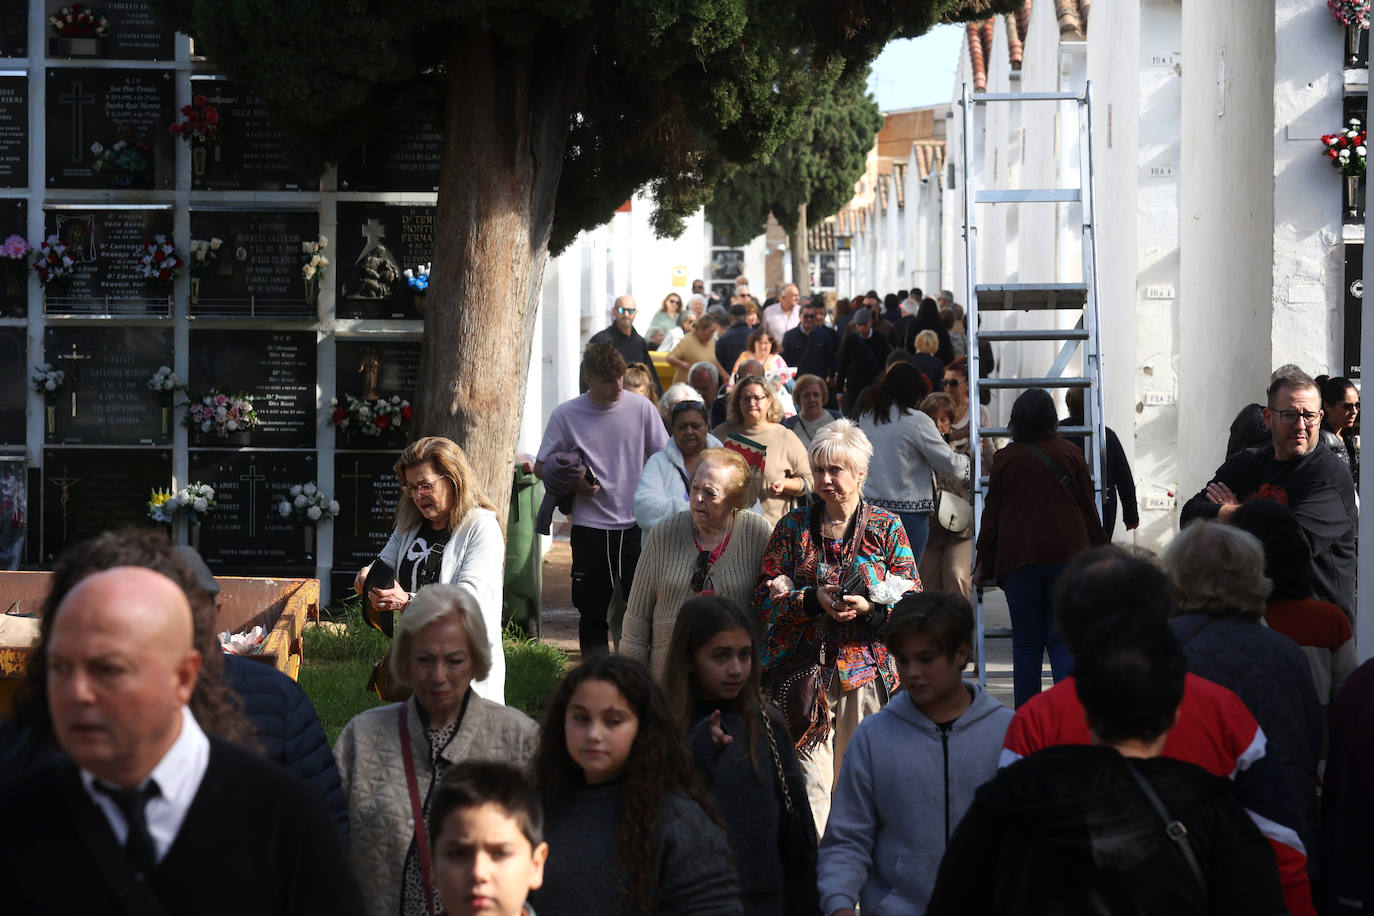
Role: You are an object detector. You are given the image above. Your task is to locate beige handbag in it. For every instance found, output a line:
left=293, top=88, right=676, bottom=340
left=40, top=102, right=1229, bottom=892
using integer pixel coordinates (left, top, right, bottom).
left=932, top=472, right=973, bottom=534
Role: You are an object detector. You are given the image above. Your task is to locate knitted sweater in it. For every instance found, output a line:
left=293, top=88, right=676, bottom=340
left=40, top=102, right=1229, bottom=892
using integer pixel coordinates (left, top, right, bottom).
left=856, top=407, right=969, bottom=513
left=621, top=509, right=772, bottom=680
left=711, top=422, right=813, bottom=528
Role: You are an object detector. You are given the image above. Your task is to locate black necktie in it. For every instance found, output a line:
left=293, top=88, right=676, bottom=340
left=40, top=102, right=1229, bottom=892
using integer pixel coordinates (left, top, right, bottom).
left=93, top=779, right=161, bottom=874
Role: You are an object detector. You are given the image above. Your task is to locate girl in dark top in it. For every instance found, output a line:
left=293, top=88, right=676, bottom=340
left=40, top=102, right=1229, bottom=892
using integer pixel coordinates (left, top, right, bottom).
left=530, top=655, right=743, bottom=916
left=663, top=596, right=819, bottom=916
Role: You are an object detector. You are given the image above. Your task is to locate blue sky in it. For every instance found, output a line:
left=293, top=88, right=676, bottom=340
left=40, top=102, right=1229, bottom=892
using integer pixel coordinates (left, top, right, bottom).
left=868, top=24, right=965, bottom=112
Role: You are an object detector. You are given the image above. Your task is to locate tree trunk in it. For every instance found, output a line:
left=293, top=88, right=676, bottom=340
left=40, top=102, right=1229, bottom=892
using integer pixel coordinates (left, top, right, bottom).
left=791, top=201, right=811, bottom=296
left=418, top=27, right=591, bottom=532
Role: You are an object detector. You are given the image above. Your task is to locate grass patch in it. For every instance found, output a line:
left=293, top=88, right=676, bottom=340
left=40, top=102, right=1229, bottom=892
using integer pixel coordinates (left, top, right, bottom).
left=300, top=597, right=570, bottom=745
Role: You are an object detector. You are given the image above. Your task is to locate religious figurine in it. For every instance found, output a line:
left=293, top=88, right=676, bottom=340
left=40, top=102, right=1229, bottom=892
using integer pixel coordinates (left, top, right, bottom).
left=360, top=346, right=381, bottom=400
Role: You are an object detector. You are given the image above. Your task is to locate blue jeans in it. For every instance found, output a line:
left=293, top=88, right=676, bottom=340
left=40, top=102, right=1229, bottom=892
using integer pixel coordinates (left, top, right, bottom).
left=896, top=512, right=931, bottom=567
left=1000, top=563, right=1073, bottom=707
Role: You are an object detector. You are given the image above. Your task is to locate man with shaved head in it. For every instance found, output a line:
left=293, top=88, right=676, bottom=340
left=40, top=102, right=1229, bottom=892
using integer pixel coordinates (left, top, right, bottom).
left=587, top=293, right=662, bottom=393
left=0, top=566, right=362, bottom=914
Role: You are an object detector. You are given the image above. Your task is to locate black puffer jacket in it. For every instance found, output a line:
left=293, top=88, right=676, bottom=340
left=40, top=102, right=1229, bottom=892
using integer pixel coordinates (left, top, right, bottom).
left=223, top=655, right=348, bottom=842
left=927, top=745, right=1287, bottom=915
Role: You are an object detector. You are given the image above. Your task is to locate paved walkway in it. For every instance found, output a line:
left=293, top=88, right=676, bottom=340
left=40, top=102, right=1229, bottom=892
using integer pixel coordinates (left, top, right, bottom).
left=541, top=535, right=1032, bottom=709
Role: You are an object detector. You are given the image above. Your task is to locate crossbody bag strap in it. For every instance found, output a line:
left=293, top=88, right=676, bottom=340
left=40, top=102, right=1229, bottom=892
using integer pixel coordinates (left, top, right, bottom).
left=399, top=703, right=438, bottom=916
left=1024, top=443, right=1074, bottom=495
left=760, top=707, right=795, bottom=815
left=1124, top=760, right=1207, bottom=894
left=56, top=763, right=172, bottom=916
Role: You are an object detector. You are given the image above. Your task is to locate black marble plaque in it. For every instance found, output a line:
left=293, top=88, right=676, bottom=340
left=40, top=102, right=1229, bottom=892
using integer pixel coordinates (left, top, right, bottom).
left=332, top=451, right=404, bottom=576
left=0, top=457, right=25, bottom=570
left=41, top=447, right=171, bottom=561
left=0, top=326, right=24, bottom=444
left=45, top=0, right=177, bottom=60
left=0, top=1, right=25, bottom=57
left=188, top=329, right=316, bottom=449
left=0, top=197, right=26, bottom=317
left=187, top=209, right=316, bottom=318
left=46, top=67, right=174, bottom=189
left=334, top=202, right=432, bottom=320
left=188, top=77, right=318, bottom=191
left=333, top=338, right=420, bottom=450
left=1345, top=242, right=1362, bottom=379
left=336, top=80, right=442, bottom=192
left=44, top=325, right=174, bottom=445
left=0, top=75, right=26, bottom=188
left=43, top=206, right=173, bottom=310
left=188, top=449, right=318, bottom=572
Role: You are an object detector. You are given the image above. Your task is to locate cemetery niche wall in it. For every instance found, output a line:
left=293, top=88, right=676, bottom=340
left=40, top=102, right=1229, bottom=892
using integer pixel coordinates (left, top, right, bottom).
left=6, top=3, right=436, bottom=591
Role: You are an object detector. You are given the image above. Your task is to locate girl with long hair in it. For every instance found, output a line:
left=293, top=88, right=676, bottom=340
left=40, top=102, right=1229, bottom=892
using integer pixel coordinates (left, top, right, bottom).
left=663, top=596, right=818, bottom=916
left=530, top=655, right=743, bottom=915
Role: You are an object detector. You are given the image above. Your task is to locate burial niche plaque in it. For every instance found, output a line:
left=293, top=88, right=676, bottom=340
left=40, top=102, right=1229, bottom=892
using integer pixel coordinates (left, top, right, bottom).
left=336, top=80, right=442, bottom=192
left=188, top=329, right=316, bottom=449
left=189, top=449, right=318, bottom=572
left=41, top=447, right=171, bottom=562
left=45, top=0, right=177, bottom=60
left=0, top=75, right=27, bottom=188
left=0, top=197, right=26, bottom=317
left=188, top=77, right=319, bottom=191
left=331, top=451, right=404, bottom=593
left=44, top=326, right=174, bottom=445
left=333, top=338, right=420, bottom=449
left=0, top=326, right=24, bottom=444
left=335, top=203, right=433, bottom=320
left=188, top=209, right=316, bottom=318
left=46, top=67, right=173, bottom=190
left=0, top=1, right=25, bottom=58
left=43, top=206, right=174, bottom=314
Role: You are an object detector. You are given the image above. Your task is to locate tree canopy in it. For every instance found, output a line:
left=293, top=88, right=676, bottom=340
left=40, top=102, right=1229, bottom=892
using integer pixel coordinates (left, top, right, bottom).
left=704, top=69, right=885, bottom=247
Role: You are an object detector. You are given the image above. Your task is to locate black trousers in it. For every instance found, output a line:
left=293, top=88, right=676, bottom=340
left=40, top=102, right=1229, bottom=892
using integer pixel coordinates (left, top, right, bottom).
left=569, top=525, right=642, bottom=656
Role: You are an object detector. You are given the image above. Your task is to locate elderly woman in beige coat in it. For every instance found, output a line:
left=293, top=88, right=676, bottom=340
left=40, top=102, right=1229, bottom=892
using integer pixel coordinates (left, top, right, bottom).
left=335, top=584, right=538, bottom=916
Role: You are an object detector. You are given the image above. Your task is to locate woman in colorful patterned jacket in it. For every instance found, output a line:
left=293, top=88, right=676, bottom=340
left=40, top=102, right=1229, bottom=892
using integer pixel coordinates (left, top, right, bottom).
left=752, top=418, right=918, bottom=835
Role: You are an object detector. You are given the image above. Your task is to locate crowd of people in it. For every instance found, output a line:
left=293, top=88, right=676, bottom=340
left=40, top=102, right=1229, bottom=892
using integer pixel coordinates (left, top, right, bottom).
left=0, top=280, right=1367, bottom=915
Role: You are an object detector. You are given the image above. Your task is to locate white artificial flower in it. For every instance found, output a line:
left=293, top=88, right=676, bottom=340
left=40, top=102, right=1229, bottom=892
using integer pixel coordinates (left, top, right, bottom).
left=303, top=265, right=315, bottom=279
left=204, top=486, right=215, bottom=498
left=303, top=483, right=317, bottom=496
left=318, top=236, right=328, bottom=248
left=294, top=494, right=308, bottom=508
left=225, top=420, right=237, bottom=431
left=210, top=238, right=222, bottom=249
left=327, top=500, right=340, bottom=515
left=278, top=500, right=291, bottom=516
left=192, top=497, right=208, bottom=512
left=306, top=505, right=322, bottom=520
left=201, top=420, right=213, bottom=432
left=289, top=484, right=303, bottom=497
left=44, top=379, right=55, bottom=391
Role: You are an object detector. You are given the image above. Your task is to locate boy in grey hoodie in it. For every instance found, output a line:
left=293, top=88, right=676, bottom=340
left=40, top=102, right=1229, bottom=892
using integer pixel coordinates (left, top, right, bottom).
left=818, top=591, right=1012, bottom=915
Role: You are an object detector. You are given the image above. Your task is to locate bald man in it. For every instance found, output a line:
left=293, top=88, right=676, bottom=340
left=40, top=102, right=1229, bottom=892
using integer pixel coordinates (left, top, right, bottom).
left=586, top=293, right=662, bottom=393
left=0, top=567, right=362, bottom=915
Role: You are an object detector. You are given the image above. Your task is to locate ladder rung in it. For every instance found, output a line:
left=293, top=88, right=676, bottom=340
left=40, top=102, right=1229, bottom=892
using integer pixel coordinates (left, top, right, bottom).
left=976, top=188, right=1080, bottom=203
left=984, top=627, right=1013, bottom=638
left=976, top=283, right=1089, bottom=310
left=977, top=328, right=1090, bottom=342
left=974, top=91, right=1083, bottom=102
left=979, top=425, right=1096, bottom=438
left=978, top=376, right=1091, bottom=389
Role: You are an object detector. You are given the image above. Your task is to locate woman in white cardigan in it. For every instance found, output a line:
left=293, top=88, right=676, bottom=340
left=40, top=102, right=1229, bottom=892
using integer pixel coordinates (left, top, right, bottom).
left=354, top=436, right=507, bottom=702
left=634, top=399, right=722, bottom=542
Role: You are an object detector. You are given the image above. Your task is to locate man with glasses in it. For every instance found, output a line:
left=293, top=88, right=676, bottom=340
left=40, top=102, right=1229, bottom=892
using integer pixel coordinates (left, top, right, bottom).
left=762, top=283, right=803, bottom=343
left=782, top=302, right=839, bottom=399
left=1182, top=365, right=1356, bottom=619
left=587, top=294, right=661, bottom=394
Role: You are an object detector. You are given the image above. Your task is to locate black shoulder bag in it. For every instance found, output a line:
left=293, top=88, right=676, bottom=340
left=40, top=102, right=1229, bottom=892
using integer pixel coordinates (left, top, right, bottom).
left=1124, top=760, right=1208, bottom=895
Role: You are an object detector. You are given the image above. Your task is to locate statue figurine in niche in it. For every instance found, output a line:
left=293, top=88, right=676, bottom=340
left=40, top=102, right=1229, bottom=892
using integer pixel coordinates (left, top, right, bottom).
left=360, top=346, right=381, bottom=400
left=343, top=218, right=403, bottom=300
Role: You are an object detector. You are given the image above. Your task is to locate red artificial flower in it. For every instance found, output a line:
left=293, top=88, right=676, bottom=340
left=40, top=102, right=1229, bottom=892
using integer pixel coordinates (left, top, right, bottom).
left=400, top=404, right=413, bottom=422
left=193, top=94, right=206, bottom=107
left=375, top=414, right=391, bottom=430
left=332, top=407, right=348, bottom=424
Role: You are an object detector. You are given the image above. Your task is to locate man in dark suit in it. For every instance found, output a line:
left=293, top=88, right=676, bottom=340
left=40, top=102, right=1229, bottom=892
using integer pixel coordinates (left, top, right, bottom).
left=781, top=302, right=838, bottom=391
left=835, top=307, right=891, bottom=413
left=0, top=566, right=362, bottom=915
left=714, top=303, right=754, bottom=374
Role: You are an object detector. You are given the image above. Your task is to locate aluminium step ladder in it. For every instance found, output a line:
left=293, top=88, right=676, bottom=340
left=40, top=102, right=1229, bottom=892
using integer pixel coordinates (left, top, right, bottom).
left=959, top=82, right=1108, bottom=686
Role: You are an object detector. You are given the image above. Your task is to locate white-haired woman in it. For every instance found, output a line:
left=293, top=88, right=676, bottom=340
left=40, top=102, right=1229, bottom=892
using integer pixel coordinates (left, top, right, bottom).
left=335, top=584, right=539, bottom=916
left=752, top=419, right=919, bottom=833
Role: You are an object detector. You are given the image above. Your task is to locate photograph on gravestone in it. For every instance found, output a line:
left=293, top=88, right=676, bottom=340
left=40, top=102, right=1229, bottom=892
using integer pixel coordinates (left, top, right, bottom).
left=335, top=202, right=433, bottom=319
left=188, top=449, right=318, bottom=572
left=0, top=74, right=27, bottom=189
left=43, top=0, right=175, bottom=60
left=44, top=325, right=174, bottom=445
left=187, top=77, right=320, bottom=191
left=336, top=78, right=442, bottom=192
left=187, top=209, right=316, bottom=318
left=0, top=1, right=24, bottom=57
left=0, top=197, right=25, bottom=316
left=187, top=328, right=316, bottom=449
left=40, top=447, right=171, bottom=561
left=331, top=450, right=403, bottom=596
left=46, top=67, right=173, bottom=190
left=0, top=456, right=24, bottom=570
left=1345, top=243, right=1362, bottom=379
left=332, top=338, right=420, bottom=449
left=42, top=206, right=174, bottom=314
left=0, top=326, right=23, bottom=444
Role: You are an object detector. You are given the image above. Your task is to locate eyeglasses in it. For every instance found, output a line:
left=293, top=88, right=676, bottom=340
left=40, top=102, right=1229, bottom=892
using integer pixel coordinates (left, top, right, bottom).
left=742, top=393, right=769, bottom=403
left=670, top=399, right=707, bottom=417
left=1273, top=409, right=1323, bottom=427
left=615, top=306, right=637, bottom=315
left=691, top=549, right=713, bottom=593
left=401, top=476, right=451, bottom=497
left=941, top=378, right=963, bottom=389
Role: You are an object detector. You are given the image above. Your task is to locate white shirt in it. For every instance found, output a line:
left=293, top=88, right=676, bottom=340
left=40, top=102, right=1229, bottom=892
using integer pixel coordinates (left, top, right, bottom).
left=762, top=303, right=800, bottom=344
left=80, top=705, right=210, bottom=863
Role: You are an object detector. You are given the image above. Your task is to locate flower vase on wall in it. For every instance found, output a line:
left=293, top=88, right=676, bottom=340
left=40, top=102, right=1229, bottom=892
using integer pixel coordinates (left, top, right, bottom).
left=190, top=276, right=200, bottom=305
left=304, top=275, right=318, bottom=309
left=4, top=267, right=22, bottom=301
left=414, top=293, right=426, bottom=316
left=304, top=525, right=315, bottom=557
left=1348, top=24, right=1364, bottom=68
left=192, top=144, right=208, bottom=179
left=1346, top=173, right=1365, bottom=221
left=44, top=399, right=54, bottom=436
left=160, top=403, right=171, bottom=437
left=190, top=521, right=201, bottom=552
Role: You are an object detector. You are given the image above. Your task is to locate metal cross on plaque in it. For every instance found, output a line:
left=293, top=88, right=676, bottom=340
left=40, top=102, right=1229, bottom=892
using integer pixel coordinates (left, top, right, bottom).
left=361, top=218, right=386, bottom=250
left=47, top=465, right=81, bottom=541
left=58, top=343, right=91, bottom=418
left=239, top=463, right=266, bottom=537
left=58, top=81, right=95, bottom=163
left=341, top=460, right=368, bottom=538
